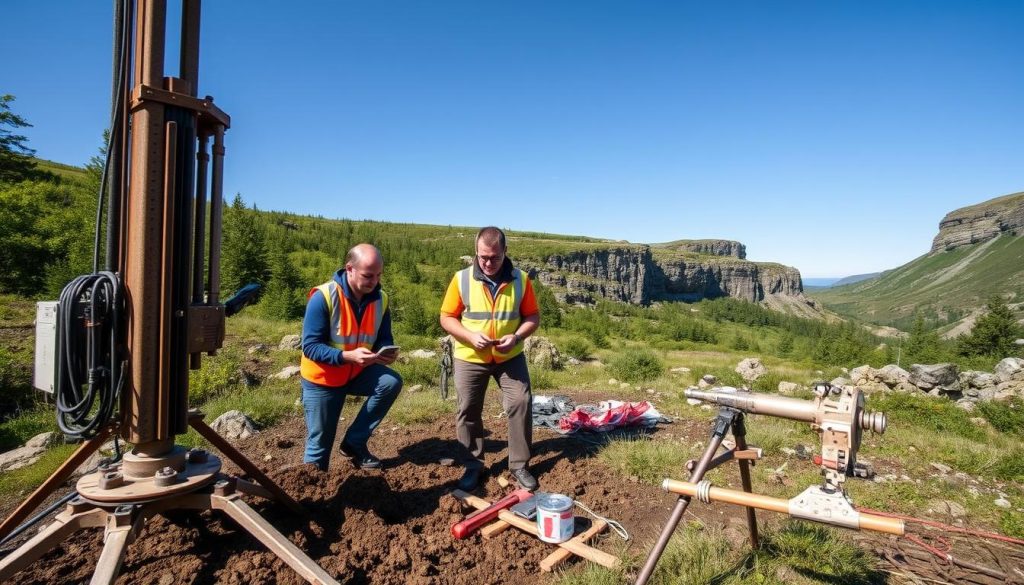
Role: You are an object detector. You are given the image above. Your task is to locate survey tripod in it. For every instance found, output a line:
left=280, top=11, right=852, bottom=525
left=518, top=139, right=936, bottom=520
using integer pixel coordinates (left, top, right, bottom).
left=0, top=2, right=338, bottom=583
left=635, top=384, right=900, bottom=585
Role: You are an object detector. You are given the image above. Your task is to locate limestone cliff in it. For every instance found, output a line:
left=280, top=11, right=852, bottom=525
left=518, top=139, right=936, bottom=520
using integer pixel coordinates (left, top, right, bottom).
left=534, top=245, right=806, bottom=307
left=652, top=239, right=746, bottom=259
left=930, top=191, right=1024, bottom=253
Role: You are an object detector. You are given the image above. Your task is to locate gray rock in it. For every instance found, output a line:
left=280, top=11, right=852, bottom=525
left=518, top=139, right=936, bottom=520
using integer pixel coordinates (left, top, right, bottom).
left=930, top=462, right=952, bottom=474
left=995, top=497, right=1012, bottom=509
left=933, top=500, right=967, bottom=518
left=210, top=410, right=258, bottom=440
left=893, top=380, right=919, bottom=394
left=858, top=381, right=890, bottom=395
left=702, top=374, right=718, bottom=384
left=876, top=365, right=911, bottom=386
left=960, top=370, right=996, bottom=389
left=0, top=445, right=47, bottom=472
left=247, top=344, right=269, bottom=355
left=830, top=377, right=850, bottom=388
left=25, top=432, right=61, bottom=449
left=524, top=336, right=562, bottom=370
left=909, top=363, right=960, bottom=391
left=686, top=398, right=703, bottom=406
left=735, top=358, right=767, bottom=382
left=670, top=366, right=691, bottom=374
left=278, top=334, right=302, bottom=351
left=407, top=384, right=423, bottom=393
left=849, top=365, right=876, bottom=384
left=994, top=357, right=1024, bottom=383
left=408, top=349, right=436, bottom=359
left=271, top=365, right=301, bottom=380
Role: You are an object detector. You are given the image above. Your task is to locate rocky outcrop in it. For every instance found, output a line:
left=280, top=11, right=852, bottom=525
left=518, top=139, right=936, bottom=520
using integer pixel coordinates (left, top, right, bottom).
left=655, top=239, right=746, bottom=259
left=539, top=245, right=805, bottom=306
left=930, top=192, right=1024, bottom=253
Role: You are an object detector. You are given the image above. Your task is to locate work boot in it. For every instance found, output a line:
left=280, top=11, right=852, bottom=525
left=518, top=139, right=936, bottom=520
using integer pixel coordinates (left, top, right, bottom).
left=339, top=441, right=382, bottom=470
left=457, top=466, right=485, bottom=491
left=511, top=467, right=538, bottom=491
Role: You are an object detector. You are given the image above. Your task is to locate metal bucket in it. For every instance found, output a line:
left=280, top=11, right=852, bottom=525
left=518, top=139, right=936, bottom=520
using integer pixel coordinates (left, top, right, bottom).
left=536, top=493, right=574, bottom=543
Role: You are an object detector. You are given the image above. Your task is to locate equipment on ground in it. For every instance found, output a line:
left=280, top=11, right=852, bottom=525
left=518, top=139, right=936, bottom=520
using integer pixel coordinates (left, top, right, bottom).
left=451, top=489, right=620, bottom=573
left=635, top=384, right=896, bottom=585
left=0, top=2, right=337, bottom=583
left=451, top=488, right=532, bottom=539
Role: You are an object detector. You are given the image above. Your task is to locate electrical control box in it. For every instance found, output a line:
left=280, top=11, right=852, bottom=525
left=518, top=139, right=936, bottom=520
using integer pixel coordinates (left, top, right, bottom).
left=34, top=301, right=58, bottom=394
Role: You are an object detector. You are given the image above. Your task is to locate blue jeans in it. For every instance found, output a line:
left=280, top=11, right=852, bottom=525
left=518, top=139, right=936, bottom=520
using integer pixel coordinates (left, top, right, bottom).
left=301, top=364, right=403, bottom=470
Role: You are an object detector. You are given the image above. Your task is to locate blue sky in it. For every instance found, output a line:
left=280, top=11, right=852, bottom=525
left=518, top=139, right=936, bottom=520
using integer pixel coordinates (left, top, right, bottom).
left=4, top=1, right=1022, bottom=278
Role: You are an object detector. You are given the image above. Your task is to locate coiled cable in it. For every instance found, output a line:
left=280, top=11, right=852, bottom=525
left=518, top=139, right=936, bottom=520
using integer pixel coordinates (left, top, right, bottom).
left=55, top=272, right=126, bottom=438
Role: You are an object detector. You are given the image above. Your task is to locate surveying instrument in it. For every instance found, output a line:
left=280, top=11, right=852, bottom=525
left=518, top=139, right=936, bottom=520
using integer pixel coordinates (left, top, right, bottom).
left=635, top=383, right=901, bottom=585
left=0, top=2, right=338, bottom=583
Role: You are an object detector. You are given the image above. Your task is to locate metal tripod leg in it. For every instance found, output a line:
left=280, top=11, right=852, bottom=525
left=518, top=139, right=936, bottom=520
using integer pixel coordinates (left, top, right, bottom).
left=188, top=411, right=307, bottom=517
left=732, top=416, right=760, bottom=548
left=91, top=506, right=143, bottom=585
left=211, top=492, right=338, bottom=585
left=0, top=505, right=107, bottom=579
left=634, top=408, right=738, bottom=585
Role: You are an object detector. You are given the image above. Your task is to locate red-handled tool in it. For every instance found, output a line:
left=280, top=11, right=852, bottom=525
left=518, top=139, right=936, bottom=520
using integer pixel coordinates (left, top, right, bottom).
left=451, top=489, right=532, bottom=539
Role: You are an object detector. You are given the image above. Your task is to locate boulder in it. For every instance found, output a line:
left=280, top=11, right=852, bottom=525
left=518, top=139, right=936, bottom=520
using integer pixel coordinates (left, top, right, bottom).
left=0, top=445, right=47, bottom=472
left=830, top=377, right=850, bottom=388
left=849, top=365, right=876, bottom=384
left=408, top=349, right=437, bottom=359
left=210, top=410, right=258, bottom=440
left=994, top=357, right=1024, bottom=383
left=524, top=336, right=562, bottom=370
left=857, top=381, right=890, bottom=395
left=960, top=370, right=997, bottom=389
left=25, top=432, right=62, bottom=449
left=893, top=380, right=919, bottom=394
left=279, top=334, right=302, bottom=351
left=876, top=365, right=911, bottom=387
left=909, top=363, right=960, bottom=391
left=698, top=374, right=717, bottom=389
left=735, top=358, right=766, bottom=382
left=271, top=365, right=301, bottom=380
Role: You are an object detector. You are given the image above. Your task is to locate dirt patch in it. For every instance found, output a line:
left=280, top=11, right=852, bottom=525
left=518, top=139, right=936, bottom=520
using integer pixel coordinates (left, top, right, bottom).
left=3, top=391, right=1023, bottom=584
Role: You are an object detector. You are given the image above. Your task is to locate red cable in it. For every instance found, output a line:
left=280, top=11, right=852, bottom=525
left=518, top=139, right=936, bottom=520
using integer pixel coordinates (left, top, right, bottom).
left=857, top=506, right=1024, bottom=547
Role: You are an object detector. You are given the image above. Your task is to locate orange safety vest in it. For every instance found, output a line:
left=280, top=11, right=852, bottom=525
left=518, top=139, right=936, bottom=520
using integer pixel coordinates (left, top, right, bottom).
left=299, top=281, right=389, bottom=387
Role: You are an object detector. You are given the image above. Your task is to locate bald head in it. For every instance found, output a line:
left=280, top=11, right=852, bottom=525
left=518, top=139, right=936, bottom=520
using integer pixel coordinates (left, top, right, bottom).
left=345, top=243, right=383, bottom=299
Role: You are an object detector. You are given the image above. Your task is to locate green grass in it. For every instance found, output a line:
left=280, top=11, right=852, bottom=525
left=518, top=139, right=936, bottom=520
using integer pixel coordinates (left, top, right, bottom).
left=0, top=444, right=77, bottom=500
left=387, top=390, right=454, bottom=426
left=0, top=407, right=57, bottom=451
left=813, top=232, right=1024, bottom=330
left=596, top=437, right=696, bottom=485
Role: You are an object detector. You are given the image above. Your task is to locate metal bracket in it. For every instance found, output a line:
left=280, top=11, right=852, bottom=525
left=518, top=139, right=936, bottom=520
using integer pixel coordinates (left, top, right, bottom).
left=788, top=485, right=860, bottom=530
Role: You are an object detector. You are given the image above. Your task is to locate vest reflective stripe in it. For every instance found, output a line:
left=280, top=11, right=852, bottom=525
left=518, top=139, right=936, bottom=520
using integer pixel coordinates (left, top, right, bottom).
left=300, top=281, right=389, bottom=386
left=453, top=267, right=525, bottom=363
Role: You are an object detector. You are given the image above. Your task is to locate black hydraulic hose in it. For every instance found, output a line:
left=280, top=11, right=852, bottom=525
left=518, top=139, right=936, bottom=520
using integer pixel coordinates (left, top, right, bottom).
left=55, top=272, right=126, bottom=439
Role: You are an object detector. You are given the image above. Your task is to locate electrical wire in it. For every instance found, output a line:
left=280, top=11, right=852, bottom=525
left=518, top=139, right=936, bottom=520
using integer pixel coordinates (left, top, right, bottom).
left=573, top=499, right=630, bottom=541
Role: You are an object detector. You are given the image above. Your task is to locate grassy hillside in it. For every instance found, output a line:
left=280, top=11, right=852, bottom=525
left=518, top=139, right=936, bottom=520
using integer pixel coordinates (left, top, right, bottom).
left=812, top=233, right=1024, bottom=331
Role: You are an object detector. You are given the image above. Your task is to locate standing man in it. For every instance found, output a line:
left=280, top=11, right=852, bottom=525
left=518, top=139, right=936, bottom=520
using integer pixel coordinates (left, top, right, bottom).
left=440, top=227, right=541, bottom=491
left=300, top=243, right=403, bottom=470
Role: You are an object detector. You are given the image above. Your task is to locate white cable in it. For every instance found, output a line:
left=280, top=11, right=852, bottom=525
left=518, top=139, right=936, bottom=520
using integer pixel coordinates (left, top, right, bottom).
left=572, top=499, right=630, bottom=541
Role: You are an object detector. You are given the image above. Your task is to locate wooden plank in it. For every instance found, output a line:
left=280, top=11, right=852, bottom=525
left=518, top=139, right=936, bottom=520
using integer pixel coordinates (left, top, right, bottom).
left=452, top=490, right=620, bottom=569
left=480, top=517, right=512, bottom=539
left=540, top=519, right=607, bottom=573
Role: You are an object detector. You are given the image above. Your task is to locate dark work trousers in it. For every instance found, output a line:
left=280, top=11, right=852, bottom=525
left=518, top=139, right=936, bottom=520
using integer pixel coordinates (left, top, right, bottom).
left=453, top=352, right=532, bottom=471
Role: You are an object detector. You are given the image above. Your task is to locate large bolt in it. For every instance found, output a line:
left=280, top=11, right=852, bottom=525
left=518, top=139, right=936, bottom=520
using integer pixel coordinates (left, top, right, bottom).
left=99, top=471, right=125, bottom=490
left=154, top=466, right=179, bottom=487
left=213, top=478, right=236, bottom=496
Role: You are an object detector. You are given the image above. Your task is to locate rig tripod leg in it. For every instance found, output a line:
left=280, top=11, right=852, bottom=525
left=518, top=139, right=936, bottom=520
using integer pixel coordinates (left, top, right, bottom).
left=0, top=505, right=107, bottom=580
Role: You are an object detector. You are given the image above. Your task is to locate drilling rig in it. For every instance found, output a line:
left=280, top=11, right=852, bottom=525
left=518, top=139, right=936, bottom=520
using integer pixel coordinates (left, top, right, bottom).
left=0, top=2, right=337, bottom=583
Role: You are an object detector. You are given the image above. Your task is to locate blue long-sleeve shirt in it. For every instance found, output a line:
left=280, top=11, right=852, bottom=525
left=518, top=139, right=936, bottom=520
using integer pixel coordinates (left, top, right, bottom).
left=300, top=270, right=394, bottom=390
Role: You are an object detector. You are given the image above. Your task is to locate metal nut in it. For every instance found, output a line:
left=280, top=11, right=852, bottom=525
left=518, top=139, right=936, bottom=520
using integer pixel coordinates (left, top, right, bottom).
left=186, top=448, right=209, bottom=464
left=99, top=471, right=125, bottom=490
left=153, top=466, right=179, bottom=487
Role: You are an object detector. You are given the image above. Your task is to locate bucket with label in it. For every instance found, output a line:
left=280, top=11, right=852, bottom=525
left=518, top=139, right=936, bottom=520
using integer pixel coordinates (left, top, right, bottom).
left=536, top=493, right=574, bottom=543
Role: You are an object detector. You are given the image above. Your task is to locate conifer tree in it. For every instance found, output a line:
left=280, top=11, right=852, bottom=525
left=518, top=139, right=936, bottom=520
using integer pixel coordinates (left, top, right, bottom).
left=221, top=194, right=269, bottom=297
left=957, top=296, right=1024, bottom=359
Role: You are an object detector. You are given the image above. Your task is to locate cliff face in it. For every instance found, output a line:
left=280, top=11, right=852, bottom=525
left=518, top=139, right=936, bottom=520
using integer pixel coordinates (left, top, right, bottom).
left=654, top=239, right=747, bottom=259
left=930, top=192, right=1024, bottom=253
left=537, top=246, right=804, bottom=305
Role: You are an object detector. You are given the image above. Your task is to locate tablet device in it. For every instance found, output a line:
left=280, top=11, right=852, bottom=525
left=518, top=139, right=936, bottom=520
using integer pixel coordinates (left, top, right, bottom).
left=377, top=345, right=400, bottom=355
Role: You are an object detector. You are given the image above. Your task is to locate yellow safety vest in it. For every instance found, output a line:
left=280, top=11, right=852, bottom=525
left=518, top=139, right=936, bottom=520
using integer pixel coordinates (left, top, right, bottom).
left=453, top=267, right=524, bottom=363
left=300, top=281, right=389, bottom=386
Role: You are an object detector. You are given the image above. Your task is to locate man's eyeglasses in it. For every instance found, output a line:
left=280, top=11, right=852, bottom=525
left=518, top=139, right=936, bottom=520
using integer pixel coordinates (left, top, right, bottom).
left=478, top=254, right=504, bottom=264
